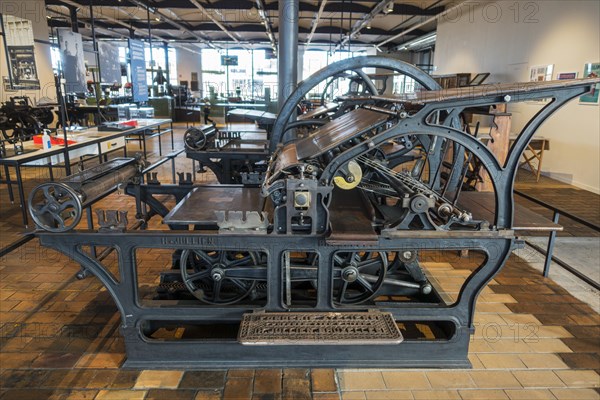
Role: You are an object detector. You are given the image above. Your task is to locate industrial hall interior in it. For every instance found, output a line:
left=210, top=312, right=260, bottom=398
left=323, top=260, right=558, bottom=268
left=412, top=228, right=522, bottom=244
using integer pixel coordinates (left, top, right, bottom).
left=0, top=0, right=599, bottom=399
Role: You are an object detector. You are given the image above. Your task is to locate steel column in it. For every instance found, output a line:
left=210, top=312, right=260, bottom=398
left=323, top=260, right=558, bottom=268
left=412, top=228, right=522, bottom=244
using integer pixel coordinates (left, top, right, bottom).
left=277, top=0, right=299, bottom=110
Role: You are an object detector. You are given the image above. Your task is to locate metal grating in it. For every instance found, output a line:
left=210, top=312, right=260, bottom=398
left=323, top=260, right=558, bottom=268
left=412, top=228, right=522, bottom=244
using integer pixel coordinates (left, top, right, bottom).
left=239, top=311, right=403, bottom=345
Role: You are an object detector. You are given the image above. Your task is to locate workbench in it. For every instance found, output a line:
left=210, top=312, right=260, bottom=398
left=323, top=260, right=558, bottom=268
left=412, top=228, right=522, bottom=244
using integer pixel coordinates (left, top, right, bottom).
left=0, top=118, right=172, bottom=227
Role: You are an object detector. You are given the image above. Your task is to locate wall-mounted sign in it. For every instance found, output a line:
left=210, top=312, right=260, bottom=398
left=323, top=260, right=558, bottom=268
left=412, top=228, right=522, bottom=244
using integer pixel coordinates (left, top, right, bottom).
left=129, top=39, right=148, bottom=102
left=58, top=29, right=87, bottom=93
left=221, top=55, right=238, bottom=66
left=0, top=14, right=40, bottom=90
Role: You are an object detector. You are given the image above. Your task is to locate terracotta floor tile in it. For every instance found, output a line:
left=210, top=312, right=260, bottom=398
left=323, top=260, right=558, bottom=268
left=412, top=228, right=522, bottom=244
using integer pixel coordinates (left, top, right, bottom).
left=283, top=378, right=311, bottom=399
left=341, top=392, right=366, bottom=400
left=476, top=354, right=527, bottom=369
left=476, top=303, right=513, bottom=314
left=30, top=352, right=81, bottom=369
left=133, top=370, right=184, bottom=389
left=75, top=353, right=124, bottom=369
left=425, top=371, right=475, bottom=389
left=223, top=377, right=253, bottom=400
left=487, top=339, right=534, bottom=354
left=468, top=371, right=522, bottom=389
left=526, top=339, right=573, bottom=353
left=338, top=371, right=386, bottom=391
left=458, top=389, right=509, bottom=399
left=312, top=369, right=338, bottom=392
left=194, top=390, right=222, bottom=400
left=108, top=370, right=140, bottom=389
left=363, top=390, right=412, bottom=399
left=0, top=389, right=57, bottom=399
left=512, top=370, right=566, bottom=388
left=254, top=369, right=282, bottom=394
left=179, top=370, right=226, bottom=389
left=63, top=389, right=99, bottom=399
left=504, top=389, right=556, bottom=399
left=518, top=354, right=569, bottom=369
left=87, top=370, right=120, bottom=389
left=94, top=389, right=147, bottom=399
left=228, top=369, right=255, bottom=378
left=558, top=353, right=600, bottom=370
left=283, top=369, right=309, bottom=379
left=550, top=388, right=600, bottom=400
left=0, top=352, right=40, bottom=369
left=554, top=370, right=600, bottom=388
left=412, top=390, right=461, bottom=399
left=313, top=393, right=341, bottom=400
left=145, top=389, right=197, bottom=400
left=381, top=371, right=431, bottom=389
left=502, top=313, right=542, bottom=326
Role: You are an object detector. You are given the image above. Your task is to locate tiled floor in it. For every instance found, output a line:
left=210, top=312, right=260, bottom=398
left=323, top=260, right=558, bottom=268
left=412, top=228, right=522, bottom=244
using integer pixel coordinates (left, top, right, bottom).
left=0, top=123, right=599, bottom=399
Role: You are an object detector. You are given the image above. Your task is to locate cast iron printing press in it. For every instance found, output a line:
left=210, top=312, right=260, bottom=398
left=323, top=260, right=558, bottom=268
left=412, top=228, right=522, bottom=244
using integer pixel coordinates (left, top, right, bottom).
left=28, top=57, right=600, bottom=368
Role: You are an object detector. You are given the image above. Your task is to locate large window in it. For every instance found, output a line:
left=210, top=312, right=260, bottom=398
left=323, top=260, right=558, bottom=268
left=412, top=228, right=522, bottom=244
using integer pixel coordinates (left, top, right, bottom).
left=201, top=48, right=277, bottom=100
left=144, top=46, right=177, bottom=86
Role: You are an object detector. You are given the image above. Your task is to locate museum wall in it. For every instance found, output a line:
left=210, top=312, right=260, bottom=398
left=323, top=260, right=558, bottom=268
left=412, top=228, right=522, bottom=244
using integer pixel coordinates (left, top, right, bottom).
left=0, top=0, right=55, bottom=103
left=434, top=0, right=600, bottom=193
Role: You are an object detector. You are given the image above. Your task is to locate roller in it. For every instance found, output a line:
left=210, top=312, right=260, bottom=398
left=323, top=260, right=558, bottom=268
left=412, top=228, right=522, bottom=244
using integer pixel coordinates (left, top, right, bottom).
left=28, top=157, right=145, bottom=232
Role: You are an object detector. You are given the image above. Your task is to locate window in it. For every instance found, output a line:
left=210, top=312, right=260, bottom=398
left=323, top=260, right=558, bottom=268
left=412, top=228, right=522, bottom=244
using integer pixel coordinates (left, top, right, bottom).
left=144, top=46, right=177, bottom=86
left=201, top=48, right=277, bottom=100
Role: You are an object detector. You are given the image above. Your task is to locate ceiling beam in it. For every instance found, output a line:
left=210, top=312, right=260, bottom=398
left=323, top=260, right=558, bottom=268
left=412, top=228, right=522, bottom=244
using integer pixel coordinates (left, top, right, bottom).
left=377, top=0, right=467, bottom=48
left=306, top=0, right=327, bottom=45
left=188, top=0, right=250, bottom=49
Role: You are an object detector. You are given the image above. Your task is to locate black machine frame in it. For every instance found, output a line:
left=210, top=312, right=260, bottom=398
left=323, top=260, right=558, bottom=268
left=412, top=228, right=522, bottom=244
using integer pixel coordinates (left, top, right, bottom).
left=32, top=56, right=599, bottom=369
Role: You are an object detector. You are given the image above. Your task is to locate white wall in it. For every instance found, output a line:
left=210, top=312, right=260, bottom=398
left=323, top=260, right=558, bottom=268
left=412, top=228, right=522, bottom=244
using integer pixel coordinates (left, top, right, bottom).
left=434, top=0, right=600, bottom=193
left=0, top=0, right=55, bottom=103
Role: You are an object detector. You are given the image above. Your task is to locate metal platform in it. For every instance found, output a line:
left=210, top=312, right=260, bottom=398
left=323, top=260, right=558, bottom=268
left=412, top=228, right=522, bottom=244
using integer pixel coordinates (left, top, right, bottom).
left=239, top=311, right=403, bottom=345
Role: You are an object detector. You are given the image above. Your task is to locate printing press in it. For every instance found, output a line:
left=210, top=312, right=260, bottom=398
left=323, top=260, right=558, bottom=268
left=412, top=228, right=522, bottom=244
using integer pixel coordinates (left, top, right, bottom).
left=29, top=57, right=600, bottom=368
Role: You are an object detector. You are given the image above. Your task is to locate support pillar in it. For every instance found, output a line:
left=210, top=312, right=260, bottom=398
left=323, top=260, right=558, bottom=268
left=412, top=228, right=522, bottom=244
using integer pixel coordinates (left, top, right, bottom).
left=277, top=0, right=299, bottom=110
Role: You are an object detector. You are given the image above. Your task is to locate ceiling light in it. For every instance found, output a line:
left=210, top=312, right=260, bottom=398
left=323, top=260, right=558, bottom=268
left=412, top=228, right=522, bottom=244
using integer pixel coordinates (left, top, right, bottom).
left=384, top=1, right=394, bottom=14
left=155, top=17, right=161, bottom=22
left=366, top=24, right=371, bottom=29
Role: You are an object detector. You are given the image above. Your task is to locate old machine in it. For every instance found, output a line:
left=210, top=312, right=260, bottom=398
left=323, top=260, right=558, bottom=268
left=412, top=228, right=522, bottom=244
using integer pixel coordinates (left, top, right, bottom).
left=29, top=57, right=599, bottom=368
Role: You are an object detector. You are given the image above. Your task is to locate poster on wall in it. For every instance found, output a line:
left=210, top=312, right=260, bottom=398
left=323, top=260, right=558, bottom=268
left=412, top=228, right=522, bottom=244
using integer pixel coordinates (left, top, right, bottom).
left=579, top=62, right=600, bottom=105
left=58, top=29, right=87, bottom=93
left=98, top=42, right=121, bottom=85
left=528, top=64, right=554, bottom=104
left=556, top=72, right=578, bottom=80
left=0, top=14, right=40, bottom=90
left=529, top=64, right=554, bottom=82
left=129, top=39, right=148, bottom=102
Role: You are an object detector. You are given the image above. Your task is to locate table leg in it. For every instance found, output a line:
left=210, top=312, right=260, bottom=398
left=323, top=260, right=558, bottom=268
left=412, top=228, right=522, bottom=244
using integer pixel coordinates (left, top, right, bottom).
left=4, top=165, right=15, bottom=203
left=15, top=165, right=29, bottom=227
left=543, top=211, right=560, bottom=277
left=142, top=134, right=147, bottom=158
left=158, top=127, right=163, bottom=156
left=536, top=145, right=545, bottom=182
left=170, top=122, right=174, bottom=150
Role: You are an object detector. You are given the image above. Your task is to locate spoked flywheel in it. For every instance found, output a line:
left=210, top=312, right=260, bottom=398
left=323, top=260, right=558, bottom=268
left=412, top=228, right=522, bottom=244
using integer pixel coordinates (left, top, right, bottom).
left=332, top=251, right=388, bottom=305
left=28, top=182, right=83, bottom=232
left=180, top=250, right=260, bottom=305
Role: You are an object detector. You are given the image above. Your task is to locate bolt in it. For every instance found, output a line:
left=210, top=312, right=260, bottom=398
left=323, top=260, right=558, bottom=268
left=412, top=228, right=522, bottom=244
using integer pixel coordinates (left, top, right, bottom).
left=212, top=272, right=222, bottom=281
left=403, top=251, right=412, bottom=259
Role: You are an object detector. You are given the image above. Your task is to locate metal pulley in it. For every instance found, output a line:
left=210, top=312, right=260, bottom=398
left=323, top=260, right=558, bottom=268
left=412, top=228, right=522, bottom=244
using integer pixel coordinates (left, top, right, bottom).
left=333, top=160, right=362, bottom=190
